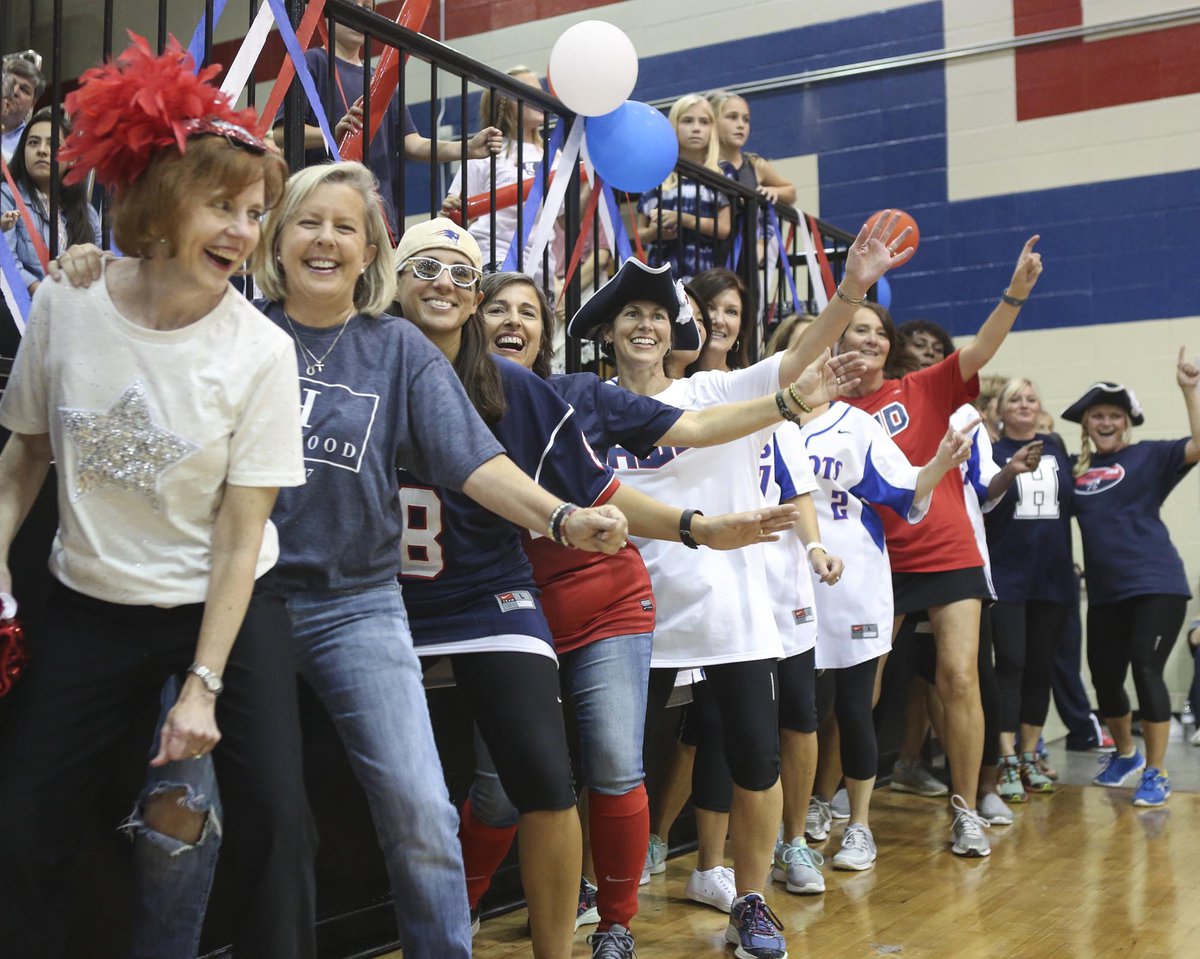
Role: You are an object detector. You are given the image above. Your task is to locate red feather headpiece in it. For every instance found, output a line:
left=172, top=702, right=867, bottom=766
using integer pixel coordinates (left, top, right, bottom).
left=60, top=32, right=266, bottom=192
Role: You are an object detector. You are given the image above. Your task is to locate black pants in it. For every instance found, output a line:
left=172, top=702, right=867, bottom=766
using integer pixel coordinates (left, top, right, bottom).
left=1051, top=577, right=1100, bottom=742
left=777, top=648, right=818, bottom=734
left=450, top=651, right=577, bottom=813
left=1087, top=594, right=1186, bottom=723
left=825, top=657, right=881, bottom=781
left=0, top=582, right=316, bottom=959
left=991, top=600, right=1069, bottom=734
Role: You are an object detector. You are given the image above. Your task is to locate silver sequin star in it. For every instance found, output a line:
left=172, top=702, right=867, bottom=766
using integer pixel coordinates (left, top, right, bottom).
left=60, top=380, right=198, bottom=508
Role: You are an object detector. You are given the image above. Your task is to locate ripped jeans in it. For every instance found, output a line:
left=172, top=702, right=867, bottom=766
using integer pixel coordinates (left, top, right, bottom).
left=126, top=678, right=222, bottom=959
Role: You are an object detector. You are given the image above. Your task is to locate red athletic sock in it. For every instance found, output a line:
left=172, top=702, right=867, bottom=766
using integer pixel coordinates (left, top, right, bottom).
left=458, top=799, right=518, bottom=910
left=588, top=786, right=649, bottom=930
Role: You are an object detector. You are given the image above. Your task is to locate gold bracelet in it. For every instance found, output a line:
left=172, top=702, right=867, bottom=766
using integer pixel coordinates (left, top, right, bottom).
left=788, top=383, right=813, bottom=413
left=836, top=285, right=865, bottom=305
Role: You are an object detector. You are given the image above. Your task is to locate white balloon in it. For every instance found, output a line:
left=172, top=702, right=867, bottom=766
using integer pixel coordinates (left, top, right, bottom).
left=548, top=20, right=638, bottom=117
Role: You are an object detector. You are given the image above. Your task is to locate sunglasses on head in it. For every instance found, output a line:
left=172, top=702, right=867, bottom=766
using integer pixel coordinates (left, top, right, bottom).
left=3, top=50, right=42, bottom=73
left=401, top=256, right=481, bottom=288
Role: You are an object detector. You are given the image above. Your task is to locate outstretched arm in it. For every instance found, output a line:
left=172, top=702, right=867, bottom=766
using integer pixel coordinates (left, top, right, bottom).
left=958, top=235, right=1044, bottom=382
left=776, top=210, right=916, bottom=387
left=1178, top=346, right=1200, bottom=464
left=609, top=484, right=797, bottom=550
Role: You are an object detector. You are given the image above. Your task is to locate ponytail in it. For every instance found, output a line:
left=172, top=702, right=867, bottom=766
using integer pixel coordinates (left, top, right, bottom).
left=1073, top=424, right=1092, bottom=477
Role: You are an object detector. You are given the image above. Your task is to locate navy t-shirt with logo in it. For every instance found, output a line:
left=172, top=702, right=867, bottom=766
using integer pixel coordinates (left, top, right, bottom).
left=986, top=434, right=1075, bottom=605
left=1071, top=438, right=1194, bottom=603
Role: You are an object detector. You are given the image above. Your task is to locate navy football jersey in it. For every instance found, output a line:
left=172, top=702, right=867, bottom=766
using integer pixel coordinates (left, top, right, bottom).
left=399, top=357, right=618, bottom=653
left=549, top=372, right=683, bottom=459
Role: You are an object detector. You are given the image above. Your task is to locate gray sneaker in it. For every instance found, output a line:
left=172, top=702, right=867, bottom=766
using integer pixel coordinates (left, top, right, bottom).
left=832, top=823, right=877, bottom=871
left=805, top=796, right=832, bottom=843
left=891, top=759, right=949, bottom=797
left=588, top=923, right=637, bottom=959
left=977, top=791, right=1014, bottom=826
left=831, top=787, right=850, bottom=819
left=950, top=794, right=991, bottom=857
left=771, top=837, right=825, bottom=893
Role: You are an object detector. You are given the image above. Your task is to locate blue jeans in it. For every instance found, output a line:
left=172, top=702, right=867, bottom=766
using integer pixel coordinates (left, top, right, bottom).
left=128, top=680, right=222, bottom=959
left=471, top=631, right=653, bottom=826
left=135, top=583, right=470, bottom=958
left=288, top=583, right=471, bottom=958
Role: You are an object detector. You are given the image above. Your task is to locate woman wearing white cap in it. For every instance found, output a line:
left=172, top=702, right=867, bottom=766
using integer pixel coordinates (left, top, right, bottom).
left=1063, top=358, right=1200, bottom=807
left=568, top=214, right=913, bottom=959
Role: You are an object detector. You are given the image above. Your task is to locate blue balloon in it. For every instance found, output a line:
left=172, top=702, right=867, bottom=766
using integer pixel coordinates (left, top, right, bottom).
left=586, top=101, right=678, bottom=193
left=875, top=275, right=893, bottom=309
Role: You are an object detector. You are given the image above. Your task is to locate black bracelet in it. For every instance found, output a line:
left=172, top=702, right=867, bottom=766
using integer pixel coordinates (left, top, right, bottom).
left=776, top=390, right=800, bottom=424
left=679, top=508, right=704, bottom=549
left=1000, top=289, right=1027, bottom=307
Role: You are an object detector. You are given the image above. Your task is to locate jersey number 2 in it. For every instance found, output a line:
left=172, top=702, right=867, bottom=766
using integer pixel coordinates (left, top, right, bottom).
left=399, top=486, right=444, bottom=577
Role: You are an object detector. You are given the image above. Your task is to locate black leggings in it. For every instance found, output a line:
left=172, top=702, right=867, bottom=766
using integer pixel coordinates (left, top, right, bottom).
left=1086, top=595, right=1187, bottom=723
left=778, top=648, right=818, bottom=734
left=450, top=652, right=577, bottom=813
left=680, top=682, right=733, bottom=812
left=991, top=600, right=1069, bottom=734
left=827, top=657, right=881, bottom=781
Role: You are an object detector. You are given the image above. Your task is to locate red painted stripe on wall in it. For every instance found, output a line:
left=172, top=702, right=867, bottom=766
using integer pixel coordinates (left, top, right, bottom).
left=1013, top=0, right=1200, bottom=119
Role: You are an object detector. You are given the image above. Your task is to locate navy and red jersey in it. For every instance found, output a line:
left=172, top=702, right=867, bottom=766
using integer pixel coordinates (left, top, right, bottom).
left=1071, top=438, right=1194, bottom=603
left=399, top=358, right=618, bottom=651
left=843, top=351, right=981, bottom=573
left=518, top=372, right=679, bottom=653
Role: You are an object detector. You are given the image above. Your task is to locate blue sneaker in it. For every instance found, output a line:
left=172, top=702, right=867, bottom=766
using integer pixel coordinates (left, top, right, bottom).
left=576, top=876, right=600, bottom=930
left=1092, top=750, right=1145, bottom=787
left=725, top=893, right=787, bottom=959
left=1132, top=768, right=1171, bottom=807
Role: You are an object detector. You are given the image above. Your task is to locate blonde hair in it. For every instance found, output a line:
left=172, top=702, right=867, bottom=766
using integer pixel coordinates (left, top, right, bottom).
left=996, top=377, right=1042, bottom=434
left=1073, top=410, right=1133, bottom=477
left=479, top=66, right=544, bottom=152
left=765, top=312, right=815, bottom=358
left=662, top=93, right=720, bottom=191
left=255, top=162, right=396, bottom=317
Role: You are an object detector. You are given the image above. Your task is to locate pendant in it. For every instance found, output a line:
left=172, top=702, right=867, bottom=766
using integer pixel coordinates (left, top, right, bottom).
left=306, top=361, right=323, bottom=375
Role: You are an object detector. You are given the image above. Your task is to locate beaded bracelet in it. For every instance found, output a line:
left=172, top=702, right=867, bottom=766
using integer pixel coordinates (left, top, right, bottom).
left=788, top=383, right=813, bottom=413
left=548, top=503, right=580, bottom=547
left=776, top=390, right=801, bottom=424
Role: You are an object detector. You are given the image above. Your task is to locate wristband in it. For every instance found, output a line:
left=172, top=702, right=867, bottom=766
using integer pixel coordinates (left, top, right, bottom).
left=787, top=383, right=813, bottom=413
left=1000, top=289, right=1027, bottom=307
left=835, top=285, right=865, bottom=305
left=679, top=509, right=704, bottom=549
left=547, top=503, right=579, bottom=547
left=805, top=541, right=827, bottom=557
left=776, top=390, right=801, bottom=424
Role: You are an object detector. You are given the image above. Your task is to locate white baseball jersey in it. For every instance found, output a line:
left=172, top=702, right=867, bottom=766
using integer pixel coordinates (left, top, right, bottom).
left=606, top=354, right=785, bottom=667
left=759, top=431, right=820, bottom=657
left=952, top=404, right=1000, bottom=601
left=796, top=403, right=931, bottom=669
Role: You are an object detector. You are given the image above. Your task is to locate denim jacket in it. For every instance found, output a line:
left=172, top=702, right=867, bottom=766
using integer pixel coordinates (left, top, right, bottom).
left=1, top=182, right=101, bottom=292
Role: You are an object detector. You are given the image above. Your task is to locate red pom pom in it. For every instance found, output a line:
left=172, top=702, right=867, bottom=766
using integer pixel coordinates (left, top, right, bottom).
left=60, top=32, right=262, bottom=193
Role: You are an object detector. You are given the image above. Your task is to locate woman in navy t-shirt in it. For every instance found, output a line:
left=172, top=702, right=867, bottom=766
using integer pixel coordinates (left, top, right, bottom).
left=1064, top=360, right=1200, bottom=808
left=986, top=377, right=1075, bottom=802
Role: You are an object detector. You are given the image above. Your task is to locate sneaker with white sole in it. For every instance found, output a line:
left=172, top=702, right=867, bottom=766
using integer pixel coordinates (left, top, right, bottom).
left=997, top=755, right=1026, bottom=803
left=1092, top=750, right=1145, bottom=787
left=685, top=864, right=737, bottom=913
left=832, top=823, right=876, bottom=871
left=949, top=794, right=991, bottom=857
left=1020, top=751, right=1055, bottom=793
left=726, top=893, right=787, bottom=959
left=576, top=876, right=600, bottom=930
left=588, top=923, right=637, bottom=959
left=771, top=837, right=825, bottom=893
left=891, top=758, right=949, bottom=797
left=639, top=833, right=667, bottom=885
left=804, top=796, right=832, bottom=843
left=977, top=791, right=1014, bottom=825
left=1132, top=767, right=1171, bottom=807
left=830, top=788, right=850, bottom=819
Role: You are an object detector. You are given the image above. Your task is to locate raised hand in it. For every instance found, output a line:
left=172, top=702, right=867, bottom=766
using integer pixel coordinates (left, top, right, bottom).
left=1007, top=439, right=1044, bottom=475
left=841, top=209, right=916, bottom=297
left=1177, top=345, right=1199, bottom=392
left=1007, top=235, right=1043, bottom=299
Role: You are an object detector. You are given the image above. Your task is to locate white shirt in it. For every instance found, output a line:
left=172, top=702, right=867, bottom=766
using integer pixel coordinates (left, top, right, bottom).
left=952, top=403, right=1000, bottom=600
left=0, top=271, right=305, bottom=606
left=797, top=403, right=930, bottom=669
left=608, top=354, right=784, bottom=667
left=760, top=429, right=820, bottom=657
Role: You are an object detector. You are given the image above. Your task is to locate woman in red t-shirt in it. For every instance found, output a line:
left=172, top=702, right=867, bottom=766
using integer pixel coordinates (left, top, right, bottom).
left=839, top=236, right=1043, bottom=857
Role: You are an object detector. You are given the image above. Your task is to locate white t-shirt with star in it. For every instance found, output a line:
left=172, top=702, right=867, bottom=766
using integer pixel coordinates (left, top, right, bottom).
left=0, top=271, right=305, bottom=606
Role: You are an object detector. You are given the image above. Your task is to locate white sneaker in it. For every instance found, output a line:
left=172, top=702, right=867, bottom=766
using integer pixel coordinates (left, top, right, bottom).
left=831, top=787, right=850, bottom=819
left=685, top=864, right=737, bottom=913
left=832, top=823, right=877, bottom=871
left=977, top=791, right=1014, bottom=826
left=805, top=796, right=832, bottom=843
left=949, top=794, right=991, bottom=857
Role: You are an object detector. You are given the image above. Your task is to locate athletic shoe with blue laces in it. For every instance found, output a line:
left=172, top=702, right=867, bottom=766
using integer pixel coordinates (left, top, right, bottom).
left=1132, top=767, right=1171, bottom=807
left=639, top=833, right=667, bottom=885
left=726, top=893, right=787, bottom=959
left=1092, top=749, right=1145, bottom=787
left=771, top=837, right=825, bottom=893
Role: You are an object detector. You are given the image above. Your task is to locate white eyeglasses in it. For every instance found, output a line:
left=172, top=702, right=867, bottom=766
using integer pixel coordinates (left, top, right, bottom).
left=400, top=256, right=481, bottom=288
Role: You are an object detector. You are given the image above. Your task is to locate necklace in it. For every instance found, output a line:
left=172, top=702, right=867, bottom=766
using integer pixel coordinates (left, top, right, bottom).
left=283, top=310, right=355, bottom=375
